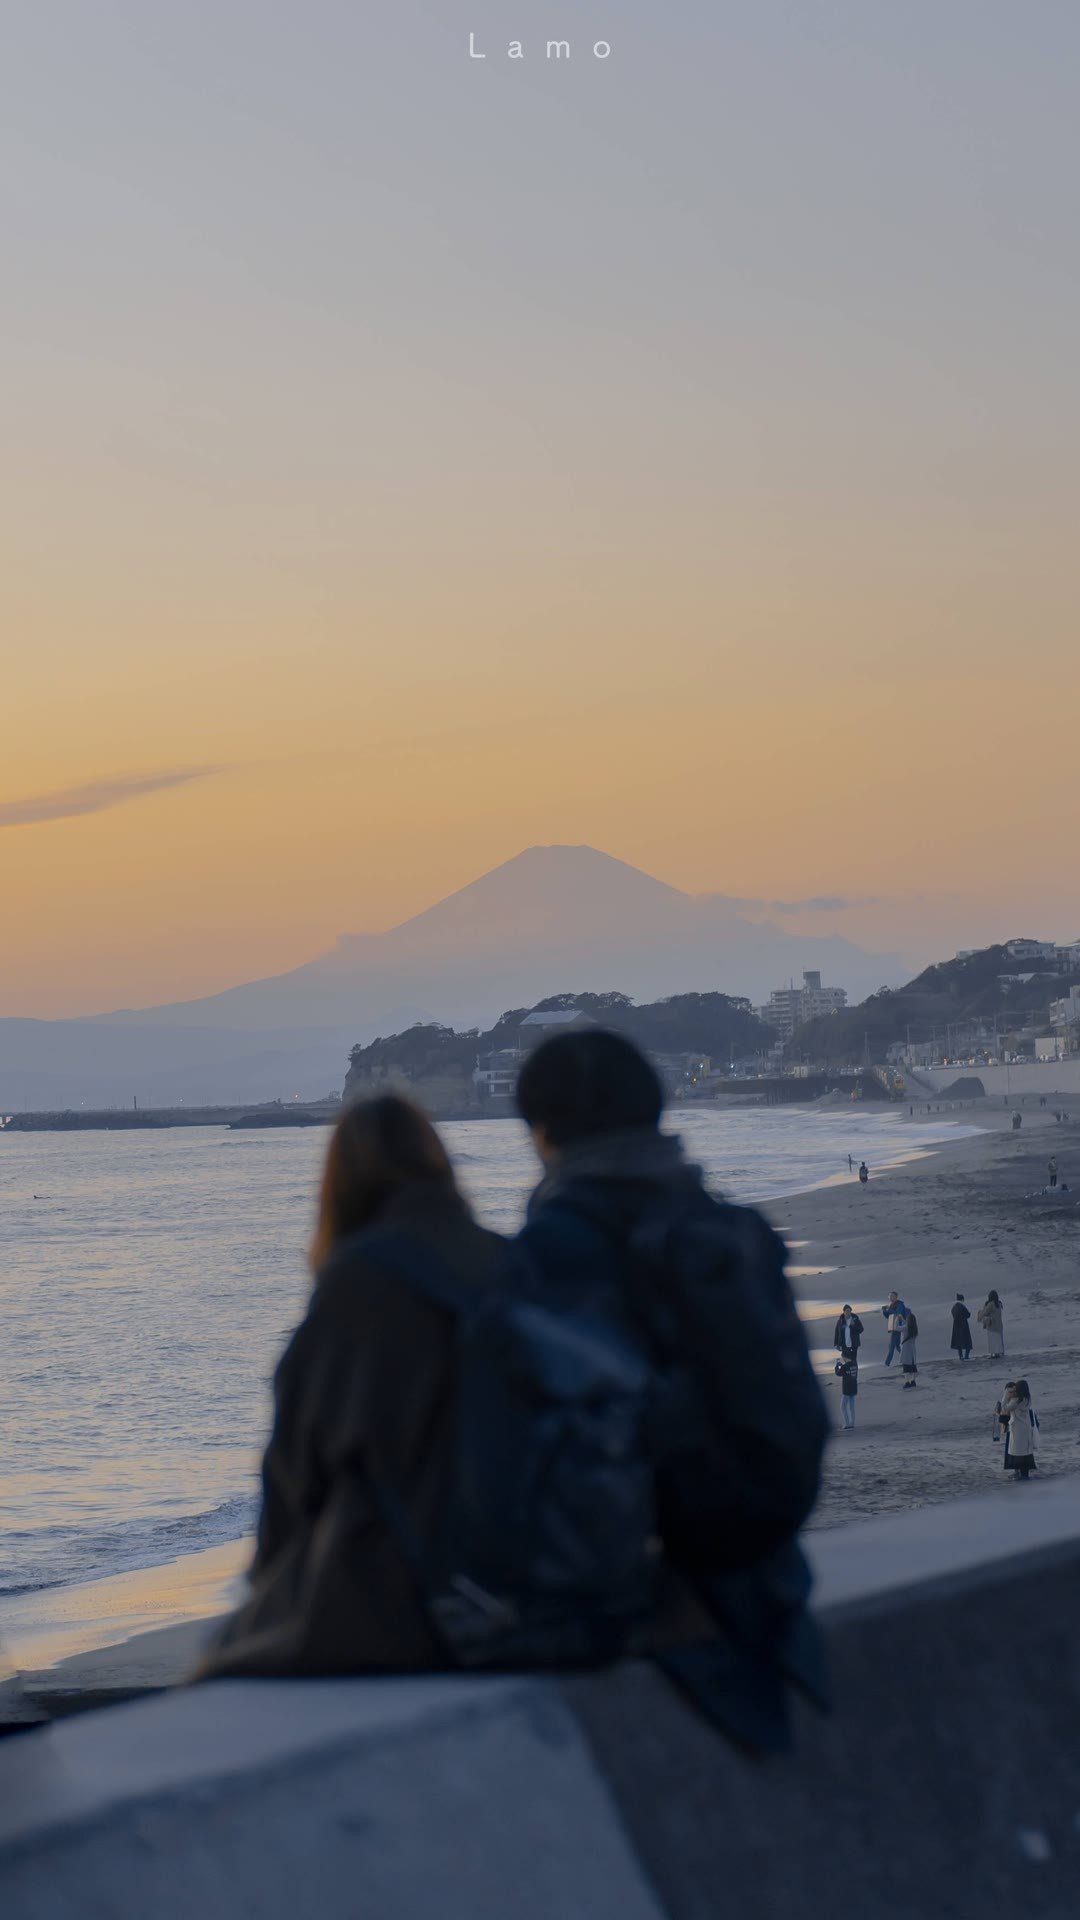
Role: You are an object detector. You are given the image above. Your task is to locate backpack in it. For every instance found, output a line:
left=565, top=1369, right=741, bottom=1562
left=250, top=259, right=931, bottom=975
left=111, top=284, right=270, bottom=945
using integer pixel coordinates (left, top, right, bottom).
left=359, top=1200, right=827, bottom=1671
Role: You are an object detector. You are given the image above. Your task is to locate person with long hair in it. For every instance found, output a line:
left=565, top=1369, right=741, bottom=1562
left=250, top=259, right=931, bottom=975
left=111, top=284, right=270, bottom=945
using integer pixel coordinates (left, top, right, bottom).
left=977, top=1289, right=1005, bottom=1357
left=198, top=1095, right=507, bottom=1678
left=1001, top=1379, right=1039, bottom=1481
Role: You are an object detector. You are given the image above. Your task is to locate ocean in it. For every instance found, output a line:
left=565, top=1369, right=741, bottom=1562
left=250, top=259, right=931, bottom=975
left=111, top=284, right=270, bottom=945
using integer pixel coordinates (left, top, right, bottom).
left=0, top=1108, right=974, bottom=1600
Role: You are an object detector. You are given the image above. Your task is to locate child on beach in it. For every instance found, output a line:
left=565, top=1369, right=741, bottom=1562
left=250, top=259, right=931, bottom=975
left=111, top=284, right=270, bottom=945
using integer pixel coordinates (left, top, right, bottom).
left=992, top=1385, right=1015, bottom=1447
left=835, top=1355, right=858, bottom=1430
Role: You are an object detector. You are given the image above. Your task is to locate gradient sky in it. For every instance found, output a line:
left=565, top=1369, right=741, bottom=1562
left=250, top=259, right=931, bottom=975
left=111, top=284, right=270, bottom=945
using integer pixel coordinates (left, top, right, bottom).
left=3, top=0, right=1079, bottom=1016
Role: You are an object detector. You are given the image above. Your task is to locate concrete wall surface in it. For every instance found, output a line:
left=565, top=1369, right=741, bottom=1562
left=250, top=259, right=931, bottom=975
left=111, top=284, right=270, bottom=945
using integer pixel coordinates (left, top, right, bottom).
left=3, top=1481, right=1080, bottom=1920
left=920, top=1059, right=1080, bottom=1101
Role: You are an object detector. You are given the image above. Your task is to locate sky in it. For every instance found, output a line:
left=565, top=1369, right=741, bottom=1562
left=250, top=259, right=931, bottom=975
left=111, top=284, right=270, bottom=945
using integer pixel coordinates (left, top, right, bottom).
left=2, top=0, right=1079, bottom=1017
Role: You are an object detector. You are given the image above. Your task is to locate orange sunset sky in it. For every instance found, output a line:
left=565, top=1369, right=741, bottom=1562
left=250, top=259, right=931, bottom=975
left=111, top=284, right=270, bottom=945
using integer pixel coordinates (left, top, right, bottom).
left=3, top=2, right=1078, bottom=1018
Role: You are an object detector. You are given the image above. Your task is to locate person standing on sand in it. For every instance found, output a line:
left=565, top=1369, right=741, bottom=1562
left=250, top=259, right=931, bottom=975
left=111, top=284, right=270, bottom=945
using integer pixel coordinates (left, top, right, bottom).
left=950, top=1294, right=973, bottom=1361
left=858, top=1161, right=869, bottom=1185
left=900, top=1309, right=919, bottom=1389
left=977, top=1290, right=1004, bottom=1357
left=834, top=1305, right=864, bottom=1359
left=993, top=1385, right=1016, bottom=1447
left=882, top=1291, right=908, bottom=1366
left=1001, top=1380, right=1038, bottom=1480
left=836, top=1354, right=858, bottom=1430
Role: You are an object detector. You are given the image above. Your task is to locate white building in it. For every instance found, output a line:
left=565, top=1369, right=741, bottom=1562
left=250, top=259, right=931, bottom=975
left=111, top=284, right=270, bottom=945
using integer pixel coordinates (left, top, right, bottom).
left=756, top=970, right=847, bottom=1043
left=1004, top=939, right=1057, bottom=961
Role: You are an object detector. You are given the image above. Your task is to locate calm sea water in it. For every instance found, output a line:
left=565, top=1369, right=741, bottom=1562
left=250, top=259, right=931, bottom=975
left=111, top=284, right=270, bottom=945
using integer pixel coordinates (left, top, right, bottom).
left=0, top=1109, right=972, bottom=1599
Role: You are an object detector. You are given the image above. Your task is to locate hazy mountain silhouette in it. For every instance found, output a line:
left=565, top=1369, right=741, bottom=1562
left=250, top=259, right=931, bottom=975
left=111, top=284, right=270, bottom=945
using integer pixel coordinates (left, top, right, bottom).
left=0, top=846, right=906, bottom=1107
left=102, top=845, right=905, bottom=1028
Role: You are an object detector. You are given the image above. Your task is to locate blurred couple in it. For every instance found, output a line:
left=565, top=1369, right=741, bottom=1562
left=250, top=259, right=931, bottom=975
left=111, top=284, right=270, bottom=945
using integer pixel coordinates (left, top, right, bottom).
left=198, top=1030, right=829, bottom=1752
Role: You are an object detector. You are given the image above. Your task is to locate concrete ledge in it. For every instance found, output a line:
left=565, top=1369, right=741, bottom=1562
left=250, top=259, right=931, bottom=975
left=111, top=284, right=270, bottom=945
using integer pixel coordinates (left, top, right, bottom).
left=4, top=1482, right=1080, bottom=1919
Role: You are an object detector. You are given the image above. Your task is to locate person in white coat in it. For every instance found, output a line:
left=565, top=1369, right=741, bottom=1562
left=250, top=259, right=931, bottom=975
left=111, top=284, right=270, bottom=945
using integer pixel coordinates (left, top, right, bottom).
left=1001, top=1379, right=1039, bottom=1480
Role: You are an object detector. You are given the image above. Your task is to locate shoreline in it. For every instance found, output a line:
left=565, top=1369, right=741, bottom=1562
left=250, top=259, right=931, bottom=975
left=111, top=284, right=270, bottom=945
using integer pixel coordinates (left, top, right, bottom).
left=765, top=1104, right=1080, bottom=1531
left=10, top=1106, right=1076, bottom=1701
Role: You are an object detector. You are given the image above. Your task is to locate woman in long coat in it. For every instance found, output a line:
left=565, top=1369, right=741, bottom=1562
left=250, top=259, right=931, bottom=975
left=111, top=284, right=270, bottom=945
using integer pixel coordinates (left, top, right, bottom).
left=950, top=1294, right=973, bottom=1360
left=977, top=1290, right=1004, bottom=1357
left=1001, top=1380, right=1038, bottom=1480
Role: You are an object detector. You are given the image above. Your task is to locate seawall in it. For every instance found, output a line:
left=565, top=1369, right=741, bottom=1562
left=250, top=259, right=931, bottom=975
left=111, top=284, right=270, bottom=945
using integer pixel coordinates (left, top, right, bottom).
left=918, top=1058, right=1080, bottom=1102
left=3, top=1481, right=1079, bottom=1918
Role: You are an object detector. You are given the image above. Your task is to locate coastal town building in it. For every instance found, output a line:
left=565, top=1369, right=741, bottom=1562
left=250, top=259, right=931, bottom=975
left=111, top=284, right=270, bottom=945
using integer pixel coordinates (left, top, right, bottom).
left=472, top=1008, right=596, bottom=1100
left=518, top=1010, right=594, bottom=1039
left=1050, top=987, right=1080, bottom=1053
left=756, top=970, right=847, bottom=1043
left=654, top=1052, right=711, bottom=1094
left=1004, top=939, right=1057, bottom=961
left=472, top=1048, right=522, bottom=1099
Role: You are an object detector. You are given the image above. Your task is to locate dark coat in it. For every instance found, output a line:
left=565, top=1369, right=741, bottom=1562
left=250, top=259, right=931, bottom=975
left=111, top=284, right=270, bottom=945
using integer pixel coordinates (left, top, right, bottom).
left=198, top=1183, right=508, bottom=1679
left=836, top=1359, right=858, bottom=1396
left=834, top=1313, right=863, bottom=1354
left=950, top=1302, right=972, bottom=1351
left=519, top=1128, right=829, bottom=1752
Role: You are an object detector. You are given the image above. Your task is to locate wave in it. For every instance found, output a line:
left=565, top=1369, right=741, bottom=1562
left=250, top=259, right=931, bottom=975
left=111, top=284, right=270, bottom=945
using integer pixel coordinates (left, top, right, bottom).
left=0, top=1493, right=256, bottom=1598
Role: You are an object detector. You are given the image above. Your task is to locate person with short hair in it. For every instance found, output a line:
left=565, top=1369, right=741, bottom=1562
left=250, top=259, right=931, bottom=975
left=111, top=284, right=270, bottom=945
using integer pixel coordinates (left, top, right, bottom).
left=834, top=1304, right=864, bottom=1358
left=900, top=1310, right=919, bottom=1389
left=950, top=1293, right=973, bottom=1361
left=515, top=1027, right=830, bottom=1751
left=836, top=1354, right=859, bottom=1429
left=881, top=1291, right=908, bottom=1367
left=993, top=1383, right=1016, bottom=1447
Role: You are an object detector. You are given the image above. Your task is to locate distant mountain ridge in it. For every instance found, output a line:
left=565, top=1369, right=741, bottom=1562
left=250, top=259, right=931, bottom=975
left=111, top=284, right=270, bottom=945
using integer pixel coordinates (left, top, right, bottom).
left=1, top=845, right=907, bottom=1108
left=97, top=845, right=906, bottom=1030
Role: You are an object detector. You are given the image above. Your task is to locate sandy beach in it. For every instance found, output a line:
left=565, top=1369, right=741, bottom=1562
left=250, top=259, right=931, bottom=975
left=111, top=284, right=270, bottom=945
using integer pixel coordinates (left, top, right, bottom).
left=6, top=1105, right=1078, bottom=1709
left=773, top=1106, right=1080, bottom=1529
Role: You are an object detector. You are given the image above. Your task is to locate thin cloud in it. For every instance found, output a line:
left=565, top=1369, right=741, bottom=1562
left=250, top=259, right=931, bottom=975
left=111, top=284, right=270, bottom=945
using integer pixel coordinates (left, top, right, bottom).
left=0, top=766, right=224, bottom=829
left=771, top=895, right=885, bottom=913
left=727, top=894, right=886, bottom=914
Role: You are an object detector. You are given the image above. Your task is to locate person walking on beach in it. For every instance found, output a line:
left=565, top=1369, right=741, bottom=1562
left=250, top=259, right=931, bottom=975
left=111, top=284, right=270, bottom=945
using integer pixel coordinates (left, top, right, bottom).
left=834, top=1305, right=864, bottom=1359
left=882, top=1291, right=908, bottom=1367
left=900, top=1309, right=919, bottom=1389
left=835, top=1354, right=858, bottom=1430
left=950, top=1294, right=973, bottom=1361
left=1048, top=1155, right=1058, bottom=1190
left=1000, top=1379, right=1038, bottom=1481
left=977, top=1290, right=1005, bottom=1358
left=858, top=1161, right=869, bottom=1185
